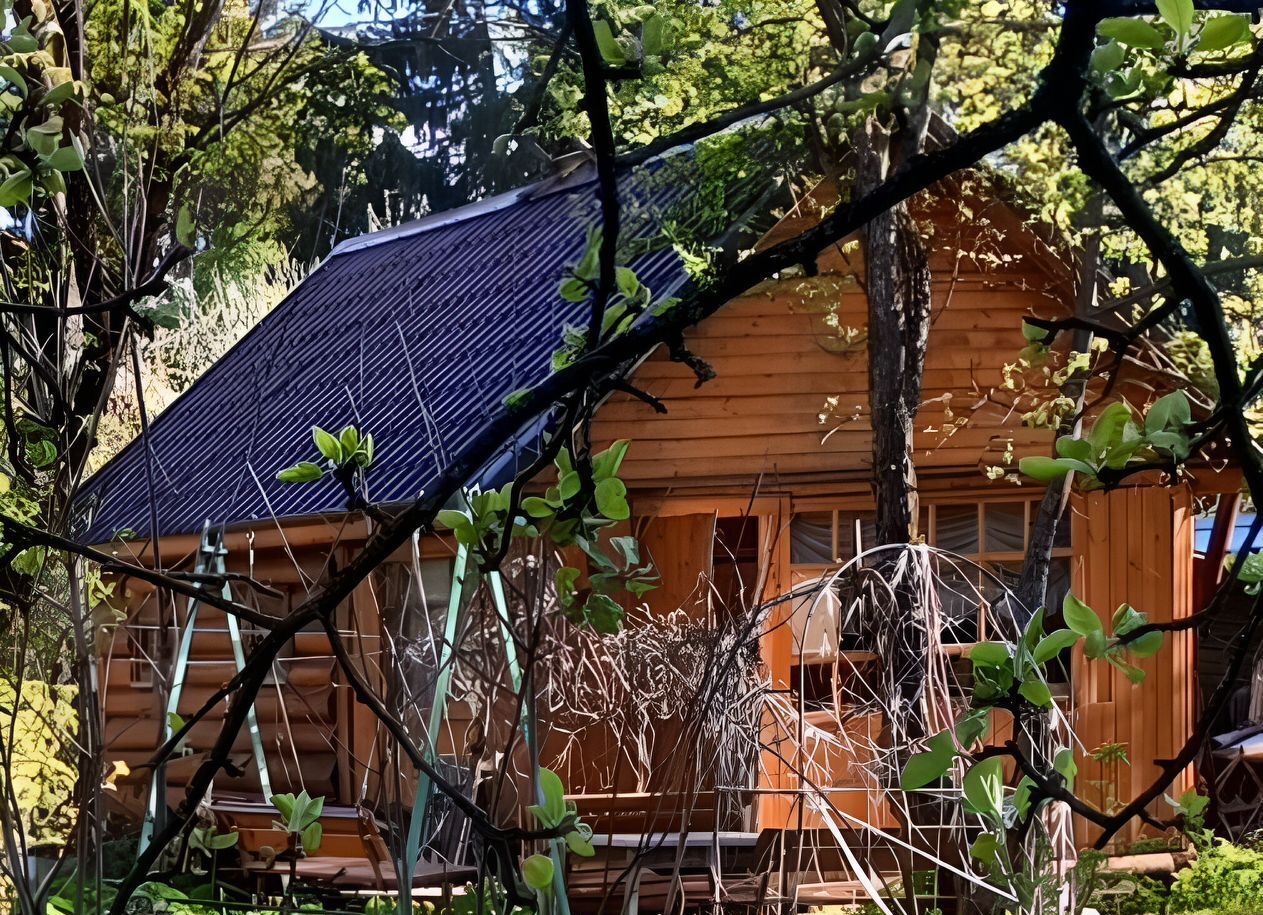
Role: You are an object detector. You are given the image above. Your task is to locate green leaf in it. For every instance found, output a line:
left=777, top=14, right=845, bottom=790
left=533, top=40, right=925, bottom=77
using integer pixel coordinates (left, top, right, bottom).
left=1056, top=436, right=1093, bottom=463
left=594, top=477, right=630, bottom=520
left=312, top=426, right=343, bottom=462
left=0, top=168, right=32, bottom=207
left=522, top=853, right=555, bottom=892
left=955, top=709, right=991, bottom=748
left=1033, top=628, right=1080, bottom=664
left=615, top=266, right=641, bottom=300
left=970, top=641, right=1010, bottom=667
left=901, top=751, right=952, bottom=791
left=1092, top=40, right=1126, bottom=73
left=537, top=768, right=566, bottom=825
left=355, top=433, right=374, bottom=468
left=1054, top=748, right=1078, bottom=791
left=1019, top=679, right=1054, bottom=708
left=1089, top=402, right=1136, bottom=454
left=1062, top=593, right=1102, bottom=636
left=1084, top=629, right=1109, bottom=660
left=42, top=78, right=78, bottom=108
left=436, top=509, right=471, bottom=530
left=592, top=440, right=630, bottom=480
left=1018, top=455, right=1072, bottom=483
left=962, top=757, right=1005, bottom=823
left=1157, top=0, right=1194, bottom=39
left=26, top=438, right=55, bottom=467
left=642, top=13, right=665, bottom=56
left=1013, top=776, right=1039, bottom=819
left=1145, top=391, right=1191, bottom=434
left=559, top=277, right=588, bottom=303
left=1098, top=17, right=1167, bottom=49
left=970, top=833, right=1004, bottom=872
left=271, top=793, right=296, bottom=822
left=277, top=462, right=324, bottom=484
left=900, top=730, right=957, bottom=790
left=46, top=144, right=82, bottom=172
left=301, top=821, right=322, bottom=853
left=1021, top=319, right=1047, bottom=344
left=25, top=119, right=61, bottom=156
left=555, top=566, right=581, bottom=607
left=1023, top=607, right=1046, bottom=650
left=565, top=830, right=595, bottom=857
left=521, top=497, right=554, bottom=518
left=1198, top=14, right=1252, bottom=51
left=584, top=593, right=624, bottom=633
left=339, top=425, right=360, bottom=455
left=1127, top=630, right=1164, bottom=658
left=0, top=65, right=26, bottom=98
left=592, top=20, right=627, bottom=65
left=302, top=793, right=325, bottom=826
left=209, top=831, right=239, bottom=850
left=558, top=470, right=581, bottom=501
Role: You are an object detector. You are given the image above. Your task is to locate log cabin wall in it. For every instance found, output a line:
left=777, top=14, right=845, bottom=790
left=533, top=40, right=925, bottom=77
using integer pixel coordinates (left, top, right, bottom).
left=98, top=521, right=382, bottom=822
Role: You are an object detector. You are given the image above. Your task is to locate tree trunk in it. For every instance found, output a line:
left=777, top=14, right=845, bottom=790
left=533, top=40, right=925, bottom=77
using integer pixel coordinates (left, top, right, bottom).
left=857, top=116, right=935, bottom=910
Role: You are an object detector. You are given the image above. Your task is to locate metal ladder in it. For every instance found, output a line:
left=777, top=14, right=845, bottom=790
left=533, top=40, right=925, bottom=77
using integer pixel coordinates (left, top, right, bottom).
left=138, top=522, right=273, bottom=853
left=400, top=540, right=571, bottom=911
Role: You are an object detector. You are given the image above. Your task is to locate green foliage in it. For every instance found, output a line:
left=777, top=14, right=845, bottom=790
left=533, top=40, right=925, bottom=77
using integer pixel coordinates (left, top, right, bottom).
left=538, top=1, right=826, bottom=149
left=1087, top=836, right=1263, bottom=915
left=438, top=441, right=658, bottom=634
left=0, top=679, right=78, bottom=849
left=269, top=789, right=325, bottom=855
left=901, top=592, right=1166, bottom=906
left=86, top=0, right=403, bottom=265
left=552, top=229, right=679, bottom=371
left=1018, top=393, right=1193, bottom=488
left=277, top=425, right=374, bottom=483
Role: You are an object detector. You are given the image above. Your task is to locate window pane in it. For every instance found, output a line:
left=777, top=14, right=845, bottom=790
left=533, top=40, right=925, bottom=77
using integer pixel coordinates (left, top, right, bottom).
left=985, top=502, right=1027, bottom=553
left=1046, top=557, right=1071, bottom=611
left=985, top=561, right=1024, bottom=635
left=935, top=504, right=979, bottom=555
left=838, top=511, right=877, bottom=560
left=1054, top=505, right=1072, bottom=549
left=937, top=569, right=980, bottom=643
left=791, top=512, right=833, bottom=564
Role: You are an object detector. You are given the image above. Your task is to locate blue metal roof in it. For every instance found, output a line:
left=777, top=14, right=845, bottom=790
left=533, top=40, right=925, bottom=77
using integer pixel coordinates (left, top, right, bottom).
left=75, top=159, right=702, bottom=543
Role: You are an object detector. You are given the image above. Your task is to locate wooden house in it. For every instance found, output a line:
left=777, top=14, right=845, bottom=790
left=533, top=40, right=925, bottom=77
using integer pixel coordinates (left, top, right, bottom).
left=76, top=154, right=1237, bottom=906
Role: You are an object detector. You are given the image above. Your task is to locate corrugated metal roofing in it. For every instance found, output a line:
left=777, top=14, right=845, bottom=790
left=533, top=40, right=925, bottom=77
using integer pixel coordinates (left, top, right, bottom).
left=75, top=158, right=706, bottom=543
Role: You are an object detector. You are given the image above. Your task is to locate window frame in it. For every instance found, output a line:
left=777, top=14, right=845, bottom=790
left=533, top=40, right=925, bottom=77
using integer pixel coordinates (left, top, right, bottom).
left=788, top=497, right=1073, bottom=647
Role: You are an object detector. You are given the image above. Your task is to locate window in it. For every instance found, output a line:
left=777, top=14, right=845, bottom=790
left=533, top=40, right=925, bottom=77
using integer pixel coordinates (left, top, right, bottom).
left=788, top=500, right=1073, bottom=648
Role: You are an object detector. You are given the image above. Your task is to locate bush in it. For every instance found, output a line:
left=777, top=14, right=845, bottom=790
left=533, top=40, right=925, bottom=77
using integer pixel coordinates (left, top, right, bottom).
left=1168, top=840, right=1263, bottom=914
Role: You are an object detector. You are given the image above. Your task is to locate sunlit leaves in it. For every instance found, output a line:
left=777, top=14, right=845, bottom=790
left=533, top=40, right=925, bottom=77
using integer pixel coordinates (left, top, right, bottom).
left=277, top=424, right=373, bottom=484
left=1062, top=592, right=1101, bottom=636
left=962, top=756, right=1005, bottom=824
left=1198, top=15, right=1253, bottom=52
left=435, top=441, right=657, bottom=634
left=1018, top=393, right=1193, bottom=488
left=522, top=854, right=555, bottom=892
left=1098, top=18, right=1166, bottom=50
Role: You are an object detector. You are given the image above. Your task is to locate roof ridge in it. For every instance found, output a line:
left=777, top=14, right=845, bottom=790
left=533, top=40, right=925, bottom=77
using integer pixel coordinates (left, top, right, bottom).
left=328, top=162, right=600, bottom=258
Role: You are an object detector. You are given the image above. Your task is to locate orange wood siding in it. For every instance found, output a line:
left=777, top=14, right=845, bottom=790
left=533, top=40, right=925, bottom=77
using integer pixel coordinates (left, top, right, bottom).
left=1071, top=485, right=1197, bottom=848
left=593, top=236, right=1065, bottom=491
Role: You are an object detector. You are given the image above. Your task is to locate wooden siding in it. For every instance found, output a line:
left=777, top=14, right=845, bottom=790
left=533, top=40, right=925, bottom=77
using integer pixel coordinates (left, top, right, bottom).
left=1072, top=485, right=1197, bottom=848
left=592, top=187, right=1072, bottom=490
